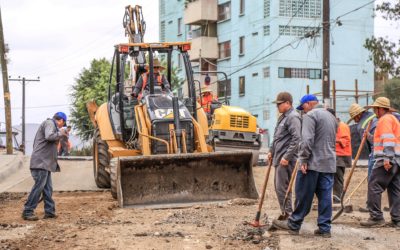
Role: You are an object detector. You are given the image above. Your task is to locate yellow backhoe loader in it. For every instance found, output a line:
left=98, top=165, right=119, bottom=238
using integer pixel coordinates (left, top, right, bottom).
left=86, top=5, right=257, bottom=208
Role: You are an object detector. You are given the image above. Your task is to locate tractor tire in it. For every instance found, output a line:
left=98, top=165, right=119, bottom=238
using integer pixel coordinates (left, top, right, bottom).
left=93, top=128, right=111, bottom=188
left=110, top=158, right=117, bottom=199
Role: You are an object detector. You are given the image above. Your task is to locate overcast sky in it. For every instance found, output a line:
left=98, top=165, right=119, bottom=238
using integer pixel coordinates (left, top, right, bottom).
left=0, top=0, right=398, bottom=128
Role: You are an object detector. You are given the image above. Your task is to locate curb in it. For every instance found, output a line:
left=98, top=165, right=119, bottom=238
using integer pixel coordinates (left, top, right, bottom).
left=58, top=156, right=93, bottom=161
left=0, top=154, right=24, bottom=182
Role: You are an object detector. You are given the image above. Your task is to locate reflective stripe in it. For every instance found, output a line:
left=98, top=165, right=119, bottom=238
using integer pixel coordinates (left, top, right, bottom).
left=380, top=133, right=395, bottom=139
left=361, top=114, right=376, bottom=129
left=374, top=142, right=400, bottom=147
left=383, top=142, right=396, bottom=147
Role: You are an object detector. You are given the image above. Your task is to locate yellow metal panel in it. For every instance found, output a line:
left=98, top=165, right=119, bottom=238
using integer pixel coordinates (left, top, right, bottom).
left=96, top=103, right=116, bottom=141
left=108, top=147, right=141, bottom=157
left=135, top=105, right=151, bottom=155
left=196, top=102, right=209, bottom=136
left=210, top=105, right=257, bottom=133
left=191, top=118, right=208, bottom=153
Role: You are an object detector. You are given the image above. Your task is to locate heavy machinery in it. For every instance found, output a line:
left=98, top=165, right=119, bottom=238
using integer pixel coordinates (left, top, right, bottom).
left=86, top=5, right=258, bottom=208
left=195, top=71, right=262, bottom=166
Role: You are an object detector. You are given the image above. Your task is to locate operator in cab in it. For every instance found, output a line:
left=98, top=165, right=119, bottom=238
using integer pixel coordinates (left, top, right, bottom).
left=131, top=58, right=171, bottom=100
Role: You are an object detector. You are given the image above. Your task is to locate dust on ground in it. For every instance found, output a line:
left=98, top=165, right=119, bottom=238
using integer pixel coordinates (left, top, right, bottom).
left=0, top=167, right=399, bottom=249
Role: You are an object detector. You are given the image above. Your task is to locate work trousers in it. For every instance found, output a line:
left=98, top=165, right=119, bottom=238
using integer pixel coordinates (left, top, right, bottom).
left=367, top=163, right=400, bottom=222
left=23, top=169, right=55, bottom=216
left=333, top=166, right=345, bottom=200
left=333, top=156, right=351, bottom=199
left=274, top=161, right=295, bottom=214
left=288, top=170, right=334, bottom=233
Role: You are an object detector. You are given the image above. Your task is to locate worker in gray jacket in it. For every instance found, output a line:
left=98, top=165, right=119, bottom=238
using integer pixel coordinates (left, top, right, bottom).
left=273, top=94, right=337, bottom=238
left=22, top=112, right=67, bottom=221
left=268, top=92, right=301, bottom=219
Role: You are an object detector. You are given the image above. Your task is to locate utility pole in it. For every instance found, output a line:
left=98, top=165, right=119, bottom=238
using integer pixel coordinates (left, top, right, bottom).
left=9, top=76, right=40, bottom=155
left=0, top=7, right=13, bottom=154
left=322, top=0, right=330, bottom=106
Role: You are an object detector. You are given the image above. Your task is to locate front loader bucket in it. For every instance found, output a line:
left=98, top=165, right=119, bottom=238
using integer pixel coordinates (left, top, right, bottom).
left=115, top=151, right=258, bottom=208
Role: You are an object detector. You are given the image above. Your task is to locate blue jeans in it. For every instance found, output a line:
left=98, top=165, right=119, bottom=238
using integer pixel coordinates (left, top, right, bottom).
left=288, top=170, right=334, bottom=233
left=23, top=169, right=55, bottom=216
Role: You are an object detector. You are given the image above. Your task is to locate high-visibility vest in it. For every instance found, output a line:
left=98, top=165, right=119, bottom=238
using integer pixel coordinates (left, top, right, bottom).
left=361, top=113, right=376, bottom=129
left=336, top=121, right=352, bottom=156
left=373, top=113, right=400, bottom=159
left=200, top=93, right=215, bottom=113
left=139, top=73, right=163, bottom=99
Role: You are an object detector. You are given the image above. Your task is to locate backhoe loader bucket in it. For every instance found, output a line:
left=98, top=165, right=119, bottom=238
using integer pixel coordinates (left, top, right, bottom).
left=115, top=151, right=258, bottom=208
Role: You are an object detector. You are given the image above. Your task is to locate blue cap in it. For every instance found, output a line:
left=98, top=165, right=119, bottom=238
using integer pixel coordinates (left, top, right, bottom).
left=296, top=94, right=318, bottom=110
left=55, top=112, right=67, bottom=125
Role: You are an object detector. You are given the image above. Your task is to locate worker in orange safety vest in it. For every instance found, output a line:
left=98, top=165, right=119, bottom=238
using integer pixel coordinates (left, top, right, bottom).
left=199, top=87, right=217, bottom=114
left=132, top=58, right=171, bottom=100
left=360, top=97, right=400, bottom=228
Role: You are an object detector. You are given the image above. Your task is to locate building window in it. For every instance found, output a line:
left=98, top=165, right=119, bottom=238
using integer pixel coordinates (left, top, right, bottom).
left=279, top=0, right=321, bottom=18
left=239, top=76, right=245, bottom=96
left=218, top=79, right=231, bottom=99
left=160, top=0, right=166, bottom=15
left=239, top=0, right=245, bottom=15
left=263, top=25, right=270, bottom=36
left=218, top=41, right=231, bottom=59
left=264, top=0, right=270, bottom=17
left=278, top=25, right=319, bottom=37
left=263, top=109, right=270, bottom=120
left=218, top=2, right=231, bottom=21
left=177, top=18, right=182, bottom=35
left=239, top=36, right=245, bottom=55
left=278, top=67, right=322, bottom=79
left=160, top=21, right=166, bottom=42
left=263, top=67, right=270, bottom=78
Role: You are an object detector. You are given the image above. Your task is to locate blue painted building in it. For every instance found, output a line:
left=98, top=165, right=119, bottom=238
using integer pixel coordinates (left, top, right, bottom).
left=159, top=0, right=374, bottom=133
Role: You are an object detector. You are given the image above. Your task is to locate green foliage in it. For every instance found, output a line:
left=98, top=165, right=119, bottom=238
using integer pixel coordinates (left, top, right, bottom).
left=70, top=145, right=93, bottom=156
left=160, top=59, right=184, bottom=91
left=364, top=2, right=400, bottom=77
left=70, top=58, right=112, bottom=141
left=380, top=78, right=400, bottom=110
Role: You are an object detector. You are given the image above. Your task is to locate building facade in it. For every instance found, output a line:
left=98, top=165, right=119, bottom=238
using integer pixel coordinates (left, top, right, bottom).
left=159, top=0, right=374, bottom=133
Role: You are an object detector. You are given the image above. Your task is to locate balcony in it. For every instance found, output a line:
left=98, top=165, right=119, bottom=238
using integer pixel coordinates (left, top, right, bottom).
left=184, top=0, right=218, bottom=25
left=188, top=36, right=218, bottom=61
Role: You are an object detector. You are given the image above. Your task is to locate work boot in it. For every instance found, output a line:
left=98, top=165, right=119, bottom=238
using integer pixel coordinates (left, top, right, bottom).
left=272, top=219, right=299, bottom=235
left=360, top=218, right=385, bottom=227
left=22, top=213, right=39, bottom=221
left=43, top=213, right=57, bottom=219
left=314, top=229, right=331, bottom=238
left=358, top=206, right=369, bottom=213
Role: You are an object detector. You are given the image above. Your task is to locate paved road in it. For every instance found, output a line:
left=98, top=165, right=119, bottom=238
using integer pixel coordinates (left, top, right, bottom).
left=0, top=159, right=101, bottom=193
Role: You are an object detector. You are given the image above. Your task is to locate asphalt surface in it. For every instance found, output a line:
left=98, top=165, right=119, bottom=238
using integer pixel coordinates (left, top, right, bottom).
left=0, top=159, right=100, bottom=193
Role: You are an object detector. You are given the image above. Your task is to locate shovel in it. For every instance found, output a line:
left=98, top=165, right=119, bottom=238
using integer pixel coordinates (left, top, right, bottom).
left=332, top=121, right=372, bottom=222
left=249, top=158, right=273, bottom=227
left=277, top=160, right=300, bottom=220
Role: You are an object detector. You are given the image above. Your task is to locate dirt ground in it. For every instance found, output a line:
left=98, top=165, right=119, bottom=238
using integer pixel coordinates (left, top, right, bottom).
left=1, top=167, right=399, bottom=250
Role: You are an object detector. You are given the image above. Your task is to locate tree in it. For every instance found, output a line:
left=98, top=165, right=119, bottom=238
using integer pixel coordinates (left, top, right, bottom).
left=380, top=78, right=400, bottom=110
left=70, top=58, right=111, bottom=141
left=160, top=59, right=184, bottom=91
left=364, top=2, right=400, bottom=77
